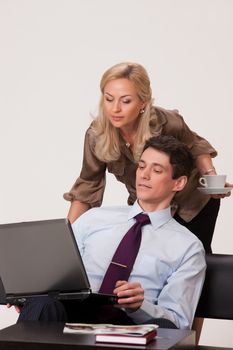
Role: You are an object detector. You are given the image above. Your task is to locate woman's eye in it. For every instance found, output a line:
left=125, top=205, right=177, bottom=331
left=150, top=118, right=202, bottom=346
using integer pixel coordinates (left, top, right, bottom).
left=105, top=97, right=113, bottom=102
left=122, top=99, right=131, bottom=104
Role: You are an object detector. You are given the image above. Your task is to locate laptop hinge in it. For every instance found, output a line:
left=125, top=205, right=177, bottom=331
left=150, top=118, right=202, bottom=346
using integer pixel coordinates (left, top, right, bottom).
left=48, top=291, right=60, bottom=299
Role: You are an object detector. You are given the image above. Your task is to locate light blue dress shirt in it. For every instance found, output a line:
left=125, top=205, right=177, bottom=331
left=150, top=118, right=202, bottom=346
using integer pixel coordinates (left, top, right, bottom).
left=72, top=201, right=206, bottom=329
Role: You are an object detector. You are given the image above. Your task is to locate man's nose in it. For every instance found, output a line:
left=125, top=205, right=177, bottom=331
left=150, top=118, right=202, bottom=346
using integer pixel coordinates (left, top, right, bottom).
left=142, top=168, right=151, bottom=179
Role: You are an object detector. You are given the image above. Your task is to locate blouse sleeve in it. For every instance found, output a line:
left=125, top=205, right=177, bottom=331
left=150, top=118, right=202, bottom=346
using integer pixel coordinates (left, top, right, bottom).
left=63, top=128, right=107, bottom=207
left=158, top=107, right=217, bottom=158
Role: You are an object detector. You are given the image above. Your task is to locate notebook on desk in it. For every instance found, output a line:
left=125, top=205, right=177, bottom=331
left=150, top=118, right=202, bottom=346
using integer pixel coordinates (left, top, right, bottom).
left=0, top=219, right=117, bottom=306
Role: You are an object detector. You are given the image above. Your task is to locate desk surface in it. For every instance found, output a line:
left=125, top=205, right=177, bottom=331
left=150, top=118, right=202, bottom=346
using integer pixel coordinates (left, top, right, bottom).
left=0, top=322, right=195, bottom=350
left=197, top=347, right=233, bottom=350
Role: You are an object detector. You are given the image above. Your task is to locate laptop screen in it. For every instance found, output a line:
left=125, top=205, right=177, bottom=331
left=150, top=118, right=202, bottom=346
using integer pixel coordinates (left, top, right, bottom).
left=0, top=277, right=6, bottom=304
left=0, top=219, right=91, bottom=300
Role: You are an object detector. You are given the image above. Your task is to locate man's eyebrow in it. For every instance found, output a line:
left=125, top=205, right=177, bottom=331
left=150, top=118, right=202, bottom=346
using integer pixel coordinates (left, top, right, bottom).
left=138, top=159, right=165, bottom=168
left=138, top=159, right=146, bottom=165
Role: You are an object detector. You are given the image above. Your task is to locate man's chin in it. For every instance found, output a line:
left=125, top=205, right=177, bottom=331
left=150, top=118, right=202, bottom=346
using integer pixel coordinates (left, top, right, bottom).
left=137, top=195, right=150, bottom=203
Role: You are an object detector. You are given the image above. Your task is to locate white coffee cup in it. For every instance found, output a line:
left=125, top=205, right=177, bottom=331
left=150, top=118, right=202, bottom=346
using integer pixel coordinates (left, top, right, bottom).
left=199, top=175, right=226, bottom=188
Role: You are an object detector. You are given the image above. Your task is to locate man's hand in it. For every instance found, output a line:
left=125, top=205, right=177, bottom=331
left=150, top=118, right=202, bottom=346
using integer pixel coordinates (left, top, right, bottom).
left=113, top=280, right=144, bottom=311
left=7, top=303, right=22, bottom=313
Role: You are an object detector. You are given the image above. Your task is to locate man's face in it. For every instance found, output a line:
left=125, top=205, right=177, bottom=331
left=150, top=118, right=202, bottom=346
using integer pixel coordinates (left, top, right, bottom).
left=136, top=147, right=185, bottom=211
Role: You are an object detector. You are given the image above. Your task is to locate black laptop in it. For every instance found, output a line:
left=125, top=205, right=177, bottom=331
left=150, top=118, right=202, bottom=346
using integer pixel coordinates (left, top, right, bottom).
left=0, top=219, right=117, bottom=306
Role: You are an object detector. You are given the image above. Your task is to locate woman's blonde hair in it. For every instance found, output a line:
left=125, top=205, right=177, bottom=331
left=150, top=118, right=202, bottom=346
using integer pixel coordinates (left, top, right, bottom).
left=91, top=62, right=155, bottom=162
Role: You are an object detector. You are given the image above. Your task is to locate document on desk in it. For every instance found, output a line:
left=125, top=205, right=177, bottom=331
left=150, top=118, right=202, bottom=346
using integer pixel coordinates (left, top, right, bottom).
left=63, top=323, right=158, bottom=345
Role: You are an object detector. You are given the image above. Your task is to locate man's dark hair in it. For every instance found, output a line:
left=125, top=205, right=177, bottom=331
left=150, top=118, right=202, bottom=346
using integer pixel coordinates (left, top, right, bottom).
left=142, top=135, right=194, bottom=179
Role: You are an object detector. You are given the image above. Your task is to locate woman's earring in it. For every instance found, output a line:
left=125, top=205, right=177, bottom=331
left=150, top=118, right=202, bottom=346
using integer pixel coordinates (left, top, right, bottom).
left=140, top=108, right=145, bottom=114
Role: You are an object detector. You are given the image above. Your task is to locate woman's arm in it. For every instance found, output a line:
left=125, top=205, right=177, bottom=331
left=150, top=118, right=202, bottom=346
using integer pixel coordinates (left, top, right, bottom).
left=64, top=128, right=107, bottom=222
left=67, top=200, right=91, bottom=224
left=162, top=110, right=232, bottom=196
left=195, top=154, right=217, bottom=175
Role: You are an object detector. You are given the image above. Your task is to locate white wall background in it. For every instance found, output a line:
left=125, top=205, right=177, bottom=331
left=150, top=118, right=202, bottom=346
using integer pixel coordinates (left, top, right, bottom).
left=0, top=0, right=233, bottom=346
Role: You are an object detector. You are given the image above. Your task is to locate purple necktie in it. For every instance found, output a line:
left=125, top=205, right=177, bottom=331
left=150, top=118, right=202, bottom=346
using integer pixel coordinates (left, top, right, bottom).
left=99, top=213, right=150, bottom=294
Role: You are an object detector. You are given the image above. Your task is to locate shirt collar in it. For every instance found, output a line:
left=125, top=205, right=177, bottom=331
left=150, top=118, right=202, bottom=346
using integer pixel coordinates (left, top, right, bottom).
left=128, top=201, right=172, bottom=230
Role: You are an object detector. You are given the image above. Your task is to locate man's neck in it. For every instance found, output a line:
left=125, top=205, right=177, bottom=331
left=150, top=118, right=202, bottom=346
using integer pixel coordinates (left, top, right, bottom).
left=137, top=199, right=171, bottom=213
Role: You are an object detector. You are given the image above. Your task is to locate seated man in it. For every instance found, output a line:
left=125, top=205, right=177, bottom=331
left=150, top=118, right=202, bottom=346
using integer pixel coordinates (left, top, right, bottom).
left=15, top=135, right=206, bottom=329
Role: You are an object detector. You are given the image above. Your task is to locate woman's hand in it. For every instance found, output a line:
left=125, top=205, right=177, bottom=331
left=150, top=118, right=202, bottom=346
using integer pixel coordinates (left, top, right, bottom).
left=195, top=155, right=232, bottom=199
left=211, top=182, right=233, bottom=199
left=113, top=280, right=144, bottom=311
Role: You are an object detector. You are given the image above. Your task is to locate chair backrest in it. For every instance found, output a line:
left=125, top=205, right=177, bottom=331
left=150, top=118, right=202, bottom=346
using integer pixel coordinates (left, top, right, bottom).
left=195, top=253, right=233, bottom=319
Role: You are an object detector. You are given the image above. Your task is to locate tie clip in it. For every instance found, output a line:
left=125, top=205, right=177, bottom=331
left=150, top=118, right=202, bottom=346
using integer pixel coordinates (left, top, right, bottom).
left=111, top=261, right=127, bottom=268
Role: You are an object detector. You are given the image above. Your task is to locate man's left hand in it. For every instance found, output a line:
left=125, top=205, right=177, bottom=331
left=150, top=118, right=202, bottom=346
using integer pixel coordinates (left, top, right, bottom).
left=113, top=280, right=144, bottom=311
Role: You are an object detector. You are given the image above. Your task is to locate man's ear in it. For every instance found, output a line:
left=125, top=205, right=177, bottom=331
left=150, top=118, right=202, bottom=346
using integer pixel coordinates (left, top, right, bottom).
left=173, top=176, right=188, bottom=192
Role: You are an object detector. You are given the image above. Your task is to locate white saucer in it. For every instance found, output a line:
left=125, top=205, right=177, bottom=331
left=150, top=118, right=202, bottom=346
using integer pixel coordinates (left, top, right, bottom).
left=197, top=187, right=233, bottom=195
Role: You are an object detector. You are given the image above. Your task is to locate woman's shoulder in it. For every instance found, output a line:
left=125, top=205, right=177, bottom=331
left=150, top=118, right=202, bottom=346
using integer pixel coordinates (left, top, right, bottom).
left=150, top=105, right=184, bottom=133
left=153, top=105, right=182, bottom=120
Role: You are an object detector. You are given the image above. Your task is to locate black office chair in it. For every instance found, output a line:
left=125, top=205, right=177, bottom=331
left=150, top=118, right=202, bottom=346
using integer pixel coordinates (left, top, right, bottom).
left=194, top=254, right=233, bottom=349
left=195, top=253, right=233, bottom=320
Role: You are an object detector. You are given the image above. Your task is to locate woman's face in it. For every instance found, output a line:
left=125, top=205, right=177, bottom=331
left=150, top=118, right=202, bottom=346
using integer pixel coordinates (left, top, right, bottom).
left=103, top=78, right=145, bottom=131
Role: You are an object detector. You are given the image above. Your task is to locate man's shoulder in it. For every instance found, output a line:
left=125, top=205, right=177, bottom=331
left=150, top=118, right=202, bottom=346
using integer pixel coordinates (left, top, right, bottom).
left=89, top=205, right=128, bottom=214
left=166, top=218, right=204, bottom=248
left=79, top=205, right=129, bottom=223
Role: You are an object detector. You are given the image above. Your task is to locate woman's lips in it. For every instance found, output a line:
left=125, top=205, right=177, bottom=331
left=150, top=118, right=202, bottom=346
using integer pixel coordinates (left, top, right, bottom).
left=111, top=116, right=124, bottom=122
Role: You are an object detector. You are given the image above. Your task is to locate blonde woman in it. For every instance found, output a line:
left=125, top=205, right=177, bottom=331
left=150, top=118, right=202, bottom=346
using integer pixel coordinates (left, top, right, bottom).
left=64, top=62, right=231, bottom=253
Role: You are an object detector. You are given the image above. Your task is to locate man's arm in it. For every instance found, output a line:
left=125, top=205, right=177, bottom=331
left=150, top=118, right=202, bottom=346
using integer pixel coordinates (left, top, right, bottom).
left=121, top=244, right=206, bottom=329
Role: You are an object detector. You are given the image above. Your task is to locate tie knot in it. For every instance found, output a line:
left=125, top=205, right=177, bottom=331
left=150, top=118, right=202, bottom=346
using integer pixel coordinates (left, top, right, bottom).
left=135, top=213, right=150, bottom=226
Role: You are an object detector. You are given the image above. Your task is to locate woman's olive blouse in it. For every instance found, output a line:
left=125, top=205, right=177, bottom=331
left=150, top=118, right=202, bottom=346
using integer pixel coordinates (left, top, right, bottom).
left=64, top=106, right=217, bottom=222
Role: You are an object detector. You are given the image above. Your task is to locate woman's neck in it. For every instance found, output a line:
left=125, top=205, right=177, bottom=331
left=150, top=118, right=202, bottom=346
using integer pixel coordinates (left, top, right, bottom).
left=120, top=124, right=138, bottom=147
left=120, top=132, right=135, bottom=147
